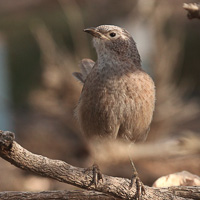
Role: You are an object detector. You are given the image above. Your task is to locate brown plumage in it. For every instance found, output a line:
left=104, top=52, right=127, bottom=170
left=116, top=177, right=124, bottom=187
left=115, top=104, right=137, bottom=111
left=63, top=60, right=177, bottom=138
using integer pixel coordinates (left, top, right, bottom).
left=74, top=25, right=155, bottom=143
left=73, top=25, right=156, bottom=198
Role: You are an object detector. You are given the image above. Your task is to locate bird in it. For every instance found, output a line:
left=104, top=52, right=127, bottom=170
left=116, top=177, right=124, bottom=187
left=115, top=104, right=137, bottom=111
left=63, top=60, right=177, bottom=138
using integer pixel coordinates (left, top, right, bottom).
left=73, top=25, right=155, bottom=199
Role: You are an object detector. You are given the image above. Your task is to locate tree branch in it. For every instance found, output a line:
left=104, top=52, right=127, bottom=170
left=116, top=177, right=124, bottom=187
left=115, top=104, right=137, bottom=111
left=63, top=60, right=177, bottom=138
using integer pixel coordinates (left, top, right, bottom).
left=183, top=3, right=200, bottom=20
left=0, top=190, right=119, bottom=200
left=0, top=130, right=199, bottom=200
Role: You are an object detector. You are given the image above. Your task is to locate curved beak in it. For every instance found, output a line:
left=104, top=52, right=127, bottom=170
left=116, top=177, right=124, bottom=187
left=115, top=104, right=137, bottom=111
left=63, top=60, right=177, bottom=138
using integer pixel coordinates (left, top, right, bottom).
left=84, top=27, right=102, bottom=38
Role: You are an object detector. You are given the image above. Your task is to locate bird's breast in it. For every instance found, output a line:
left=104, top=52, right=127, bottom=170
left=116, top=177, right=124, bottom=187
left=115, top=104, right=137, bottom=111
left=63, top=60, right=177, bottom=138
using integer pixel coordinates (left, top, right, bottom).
left=76, top=67, right=155, bottom=140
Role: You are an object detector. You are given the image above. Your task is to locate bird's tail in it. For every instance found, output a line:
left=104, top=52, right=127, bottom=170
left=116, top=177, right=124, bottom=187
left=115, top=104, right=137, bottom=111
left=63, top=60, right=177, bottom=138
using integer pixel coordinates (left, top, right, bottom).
left=72, top=58, right=95, bottom=84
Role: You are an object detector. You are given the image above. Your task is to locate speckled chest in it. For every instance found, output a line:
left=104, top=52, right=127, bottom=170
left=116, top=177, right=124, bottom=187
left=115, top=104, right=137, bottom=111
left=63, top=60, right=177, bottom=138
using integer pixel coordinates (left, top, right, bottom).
left=80, top=65, right=154, bottom=118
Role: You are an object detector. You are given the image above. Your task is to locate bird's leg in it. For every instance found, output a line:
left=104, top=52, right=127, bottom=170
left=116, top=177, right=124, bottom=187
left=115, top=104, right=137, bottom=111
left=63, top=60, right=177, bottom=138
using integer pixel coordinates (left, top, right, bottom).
left=92, top=163, right=103, bottom=187
left=128, top=145, right=145, bottom=200
left=85, top=162, right=103, bottom=188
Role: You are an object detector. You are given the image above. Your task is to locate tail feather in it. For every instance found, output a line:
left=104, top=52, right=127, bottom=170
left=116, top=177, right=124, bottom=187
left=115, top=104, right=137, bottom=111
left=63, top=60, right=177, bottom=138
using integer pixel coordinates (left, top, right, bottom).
left=73, top=58, right=95, bottom=84
left=72, top=72, right=84, bottom=83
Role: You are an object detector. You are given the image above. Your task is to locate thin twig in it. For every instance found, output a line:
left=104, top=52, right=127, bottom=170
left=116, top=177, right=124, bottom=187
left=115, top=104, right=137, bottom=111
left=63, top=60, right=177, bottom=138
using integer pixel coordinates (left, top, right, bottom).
left=183, top=3, right=200, bottom=20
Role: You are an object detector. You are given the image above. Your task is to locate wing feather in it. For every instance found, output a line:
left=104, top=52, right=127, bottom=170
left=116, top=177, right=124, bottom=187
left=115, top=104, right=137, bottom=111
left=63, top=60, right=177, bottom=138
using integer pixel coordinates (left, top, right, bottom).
left=72, top=58, right=95, bottom=84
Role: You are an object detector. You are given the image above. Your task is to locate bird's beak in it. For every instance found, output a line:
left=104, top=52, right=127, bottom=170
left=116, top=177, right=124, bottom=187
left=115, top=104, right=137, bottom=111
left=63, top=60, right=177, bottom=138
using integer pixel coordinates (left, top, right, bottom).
left=84, top=27, right=102, bottom=38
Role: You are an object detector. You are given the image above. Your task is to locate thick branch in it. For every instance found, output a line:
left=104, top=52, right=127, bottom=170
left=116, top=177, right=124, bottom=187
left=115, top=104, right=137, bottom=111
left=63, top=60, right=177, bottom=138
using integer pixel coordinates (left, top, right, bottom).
left=0, top=190, right=119, bottom=200
left=183, top=3, right=200, bottom=20
left=0, top=130, right=199, bottom=200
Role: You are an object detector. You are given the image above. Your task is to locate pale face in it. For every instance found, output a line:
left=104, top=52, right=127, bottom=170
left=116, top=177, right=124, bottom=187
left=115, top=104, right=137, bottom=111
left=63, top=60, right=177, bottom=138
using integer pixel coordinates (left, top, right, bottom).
left=84, top=25, right=141, bottom=65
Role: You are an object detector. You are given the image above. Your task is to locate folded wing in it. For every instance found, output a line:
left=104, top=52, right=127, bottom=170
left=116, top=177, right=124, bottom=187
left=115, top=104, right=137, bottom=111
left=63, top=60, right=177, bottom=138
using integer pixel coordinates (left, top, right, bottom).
left=72, top=59, right=95, bottom=84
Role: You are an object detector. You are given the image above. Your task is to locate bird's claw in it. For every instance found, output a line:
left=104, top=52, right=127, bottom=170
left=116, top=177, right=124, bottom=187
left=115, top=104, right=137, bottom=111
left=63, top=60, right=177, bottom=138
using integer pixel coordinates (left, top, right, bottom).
left=130, top=172, right=145, bottom=200
left=85, top=163, right=103, bottom=188
left=92, top=163, right=103, bottom=187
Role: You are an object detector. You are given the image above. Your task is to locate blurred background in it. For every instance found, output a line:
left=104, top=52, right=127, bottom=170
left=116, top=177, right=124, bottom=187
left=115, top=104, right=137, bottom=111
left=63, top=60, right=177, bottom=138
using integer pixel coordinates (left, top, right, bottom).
left=0, top=0, right=200, bottom=192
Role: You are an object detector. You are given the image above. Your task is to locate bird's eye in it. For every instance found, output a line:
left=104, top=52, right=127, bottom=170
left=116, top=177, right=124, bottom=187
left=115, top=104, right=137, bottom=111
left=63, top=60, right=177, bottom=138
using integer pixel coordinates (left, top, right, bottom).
left=109, top=32, right=116, bottom=37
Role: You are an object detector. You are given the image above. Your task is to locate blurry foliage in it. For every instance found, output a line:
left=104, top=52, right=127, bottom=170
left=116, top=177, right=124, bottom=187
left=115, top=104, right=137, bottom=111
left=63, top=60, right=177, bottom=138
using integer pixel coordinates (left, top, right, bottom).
left=0, top=7, right=73, bottom=106
left=8, top=30, right=41, bottom=107
left=177, top=28, right=200, bottom=97
left=0, top=0, right=137, bottom=107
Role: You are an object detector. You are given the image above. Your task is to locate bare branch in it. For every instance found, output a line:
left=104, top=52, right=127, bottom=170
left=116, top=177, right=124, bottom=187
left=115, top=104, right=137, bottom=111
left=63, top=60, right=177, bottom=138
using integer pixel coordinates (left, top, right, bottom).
left=183, top=3, right=200, bottom=20
left=0, top=190, right=119, bottom=200
left=0, top=130, right=200, bottom=199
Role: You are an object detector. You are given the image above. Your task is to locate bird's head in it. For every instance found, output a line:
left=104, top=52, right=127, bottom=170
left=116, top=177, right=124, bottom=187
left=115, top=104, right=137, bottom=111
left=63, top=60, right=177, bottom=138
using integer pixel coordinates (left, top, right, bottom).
left=84, top=25, right=141, bottom=66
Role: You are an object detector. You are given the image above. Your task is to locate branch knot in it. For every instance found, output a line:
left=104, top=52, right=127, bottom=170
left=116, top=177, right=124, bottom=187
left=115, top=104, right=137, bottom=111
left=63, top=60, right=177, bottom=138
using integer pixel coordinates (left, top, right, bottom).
left=0, top=131, right=15, bottom=150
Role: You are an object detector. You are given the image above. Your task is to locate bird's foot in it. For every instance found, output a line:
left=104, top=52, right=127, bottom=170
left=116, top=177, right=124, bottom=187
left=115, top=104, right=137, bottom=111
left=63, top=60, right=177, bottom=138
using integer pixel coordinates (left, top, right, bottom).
left=130, top=172, right=145, bottom=200
left=85, top=163, right=103, bottom=188
left=92, top=163, right=103, bottom=187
